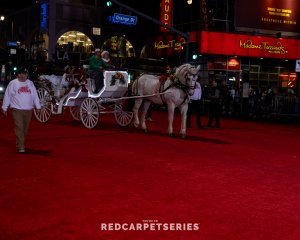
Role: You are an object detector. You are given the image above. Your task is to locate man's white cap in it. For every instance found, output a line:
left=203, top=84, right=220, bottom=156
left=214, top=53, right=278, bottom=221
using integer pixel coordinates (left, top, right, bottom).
left=94, top=48, right=101, bottom=53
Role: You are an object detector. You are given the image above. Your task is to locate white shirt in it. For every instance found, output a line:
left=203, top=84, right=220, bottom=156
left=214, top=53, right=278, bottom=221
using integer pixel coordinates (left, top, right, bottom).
left=2, top=79, right=41, bottom=111
left=190, top=81, right=202, bottom=100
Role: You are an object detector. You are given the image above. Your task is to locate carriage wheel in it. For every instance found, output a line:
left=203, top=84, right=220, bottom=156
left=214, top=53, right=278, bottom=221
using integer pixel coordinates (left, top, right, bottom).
left=34, top=87, right=52, bottom=123
left=114, top=101, right=133, bottom=127
left=69, top=106, right=81, bottom=121
left=80, top=98, right=99, bottom=129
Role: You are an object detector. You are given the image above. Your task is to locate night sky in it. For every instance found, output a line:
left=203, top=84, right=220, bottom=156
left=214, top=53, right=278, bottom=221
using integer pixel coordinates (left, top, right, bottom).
left=0, top=0, right=160, bottom=14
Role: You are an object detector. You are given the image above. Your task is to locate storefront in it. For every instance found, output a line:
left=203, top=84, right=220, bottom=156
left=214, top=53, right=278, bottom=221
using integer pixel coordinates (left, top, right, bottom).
left=196, top=31, right=300, bottom=93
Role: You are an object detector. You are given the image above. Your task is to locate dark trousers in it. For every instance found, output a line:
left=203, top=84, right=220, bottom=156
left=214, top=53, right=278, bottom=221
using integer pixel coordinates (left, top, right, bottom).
left=90, top=70, right=104, bottom=93
left=187, top=100, right=202, bottom=128
left=207, top=101, right=221, bottom=127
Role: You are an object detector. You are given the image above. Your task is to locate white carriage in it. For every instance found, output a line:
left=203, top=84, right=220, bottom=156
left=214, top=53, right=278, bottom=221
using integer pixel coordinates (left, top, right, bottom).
left=34, top=71, right=134, bottom=128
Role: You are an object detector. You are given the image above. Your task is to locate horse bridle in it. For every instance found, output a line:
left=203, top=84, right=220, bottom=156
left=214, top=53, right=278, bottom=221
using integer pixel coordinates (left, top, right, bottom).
left=176, top=72, right=197, bottom=92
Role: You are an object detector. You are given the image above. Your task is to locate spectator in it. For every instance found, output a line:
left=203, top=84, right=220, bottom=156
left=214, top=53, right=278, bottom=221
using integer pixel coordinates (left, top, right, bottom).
left=1, top=68, right=41, bottom=153
left=187, top=79, right=202, bottom=128
left=207, top=80, right=221, bottom=128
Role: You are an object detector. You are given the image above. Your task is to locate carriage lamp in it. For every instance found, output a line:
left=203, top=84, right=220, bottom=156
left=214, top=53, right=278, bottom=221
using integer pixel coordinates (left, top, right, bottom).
left=106, top=1, right=112, bottom=7
left=0, top=16, right=5, bottom=21
left=187, top=0, right=193, bottom=4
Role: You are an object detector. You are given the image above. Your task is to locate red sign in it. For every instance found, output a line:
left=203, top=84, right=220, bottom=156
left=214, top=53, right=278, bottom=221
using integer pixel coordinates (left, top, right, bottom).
left=200, top=31, right=300, bottom=60
left=160, top=0, right=173, bottom=32
left=208, top=58, right=241, bottom=71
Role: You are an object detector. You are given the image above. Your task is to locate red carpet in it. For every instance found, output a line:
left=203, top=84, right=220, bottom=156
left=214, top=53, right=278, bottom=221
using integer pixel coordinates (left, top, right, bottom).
left=0, top=109, right=300, bottom=240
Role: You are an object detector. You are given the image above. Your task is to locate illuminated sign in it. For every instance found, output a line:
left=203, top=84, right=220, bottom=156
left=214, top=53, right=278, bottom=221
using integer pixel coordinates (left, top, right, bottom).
left=239, top=40, right=288, bottom=55
left=144, top=34, right=186, bottom=58
left=154, top=38, right=187, bottom=51
left=208, top=58, right=241, bottom=71
left=235, top=0, right=300, bottom=33
left=109, top=13, right=137, bottom=26
left=160, top=0, right=173, bottom=32
left=200, top=0, right=209, bottom=30
left=40, top=2, right=47, bottom=33
left=7, top=41, right=20, bottom=47
left=200, top=31, right=300, bottom=60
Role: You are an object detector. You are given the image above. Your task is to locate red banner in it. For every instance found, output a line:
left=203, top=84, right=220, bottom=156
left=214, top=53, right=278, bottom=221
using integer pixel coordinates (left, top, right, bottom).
left=200, top=31, right=300, bottom=60
left=160, top=0, right=173, bottom=32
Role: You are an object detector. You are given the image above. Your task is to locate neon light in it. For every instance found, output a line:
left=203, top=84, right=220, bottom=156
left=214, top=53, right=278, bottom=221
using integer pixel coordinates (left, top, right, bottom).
left=160, top=0, right=173, bottom=32
left=40, top=2, right=47, bottom=33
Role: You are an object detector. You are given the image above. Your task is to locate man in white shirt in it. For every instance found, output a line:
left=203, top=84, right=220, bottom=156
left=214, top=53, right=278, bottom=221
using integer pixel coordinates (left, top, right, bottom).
left=2, top=68, right=41, bottom=153
left=187, top=79, right=202, bottom=128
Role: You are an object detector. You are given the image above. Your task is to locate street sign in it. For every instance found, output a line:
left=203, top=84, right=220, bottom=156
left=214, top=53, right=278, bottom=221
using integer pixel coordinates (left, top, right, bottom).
left=7, top=41, right=19, bottom=47
left=10, top=49, right=17, bottom=55
left=296, top=60, right=300, bottom=72
left=111, top=13, right=137, bottom=25
left=92, top=27, right=101, bottom=36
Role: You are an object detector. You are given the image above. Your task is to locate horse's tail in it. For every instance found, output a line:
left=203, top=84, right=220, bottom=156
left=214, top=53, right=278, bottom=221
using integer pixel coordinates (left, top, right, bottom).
left=131, top=77, right=139, bottom=96
left=132, top=73, right=148, bottom=96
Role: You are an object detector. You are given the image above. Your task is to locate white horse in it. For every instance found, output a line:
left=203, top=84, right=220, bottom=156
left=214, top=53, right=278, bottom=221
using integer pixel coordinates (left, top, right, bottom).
left=132, top=64, right=200, bottom=138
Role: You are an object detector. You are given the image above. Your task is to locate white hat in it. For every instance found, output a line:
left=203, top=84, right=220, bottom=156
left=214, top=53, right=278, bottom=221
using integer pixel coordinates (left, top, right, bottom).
left=94, top=48, right=101, bottom=53
left=101, top=50, right=109, bottom=57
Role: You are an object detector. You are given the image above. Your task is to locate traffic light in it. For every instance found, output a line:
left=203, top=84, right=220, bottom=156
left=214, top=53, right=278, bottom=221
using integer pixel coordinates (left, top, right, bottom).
left=189, top=42, right=199, bottom=62
left=192, top=53, right=198, bottom=60
left=106, top=1, right=112, bottom=7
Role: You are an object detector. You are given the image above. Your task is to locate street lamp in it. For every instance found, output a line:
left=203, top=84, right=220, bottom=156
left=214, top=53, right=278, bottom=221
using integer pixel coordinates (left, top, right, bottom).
left=187, top=0, right=193, bottom=4
left=0, top=15, right=5, bottom=21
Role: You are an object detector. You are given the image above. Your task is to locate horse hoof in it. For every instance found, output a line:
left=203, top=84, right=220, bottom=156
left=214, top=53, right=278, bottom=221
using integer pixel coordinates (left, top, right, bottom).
left=143, top=129, right=148, bottom=134
left=132, top=123, right=138, bottom=128
left=181, top=134, right=186, bottom=139
left=169, top=133, right=175, bottom=138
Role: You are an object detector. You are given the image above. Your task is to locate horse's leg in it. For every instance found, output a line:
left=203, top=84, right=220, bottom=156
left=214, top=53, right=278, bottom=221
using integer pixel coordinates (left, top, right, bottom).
left=132, top=98, right=143, bottom=128
left=141, top=101, right=151, bottom=133
left=179, top=103, right=188, bottom=139
left=167, top=102, right=175, bottom=137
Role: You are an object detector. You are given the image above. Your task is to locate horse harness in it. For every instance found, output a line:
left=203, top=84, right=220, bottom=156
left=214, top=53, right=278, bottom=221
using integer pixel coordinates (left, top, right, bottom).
left=160, top=73, right=196, bottom=106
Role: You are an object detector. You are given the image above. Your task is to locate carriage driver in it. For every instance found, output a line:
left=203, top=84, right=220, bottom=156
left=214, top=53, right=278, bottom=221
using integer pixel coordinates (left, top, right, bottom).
left=88, top=49, right=114, bottom=93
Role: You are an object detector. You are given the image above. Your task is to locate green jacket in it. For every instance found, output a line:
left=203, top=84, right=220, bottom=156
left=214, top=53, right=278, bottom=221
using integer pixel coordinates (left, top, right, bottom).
left=88, top=55, right=111, bottom=71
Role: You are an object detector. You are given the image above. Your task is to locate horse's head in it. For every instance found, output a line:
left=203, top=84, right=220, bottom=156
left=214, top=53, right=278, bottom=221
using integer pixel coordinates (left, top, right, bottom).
left=175, top=64, right=200, bottom=95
